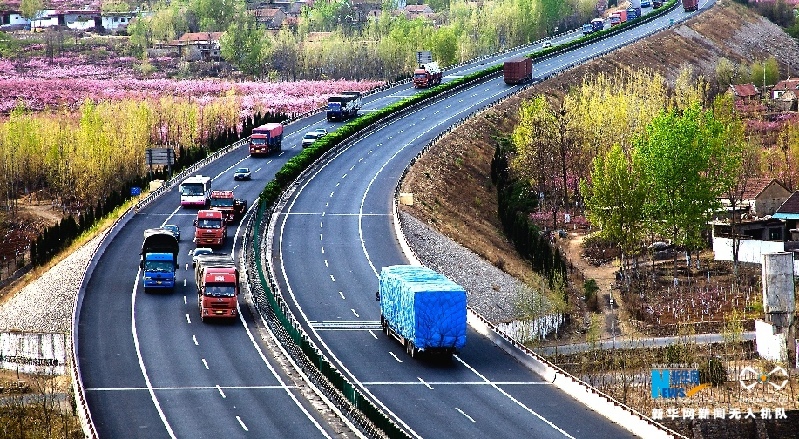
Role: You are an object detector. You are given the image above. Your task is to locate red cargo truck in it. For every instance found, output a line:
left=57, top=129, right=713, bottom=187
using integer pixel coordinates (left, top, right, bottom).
left=249, top=123, right=283, bottom=156
left=682, top=0, right=698, bottom=11
left=194, top=209, right=226, bottom=247
left=194, top=254, right=239, bottom=322
left=503, top=57, right=533, bottom=85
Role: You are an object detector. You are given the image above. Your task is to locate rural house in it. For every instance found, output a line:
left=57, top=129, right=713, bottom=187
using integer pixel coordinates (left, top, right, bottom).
left=174, top=32, right=224, bottom=62
left=252, top=8, right=286, bottom=29
left=729, top=83, right=760, bottom=102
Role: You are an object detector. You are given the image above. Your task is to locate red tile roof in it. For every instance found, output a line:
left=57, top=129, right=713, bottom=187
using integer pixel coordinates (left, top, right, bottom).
left=731, top=83, right=759, bottom=98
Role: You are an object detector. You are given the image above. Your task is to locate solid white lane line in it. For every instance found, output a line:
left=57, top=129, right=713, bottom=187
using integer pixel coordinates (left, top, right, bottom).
left=131, top=269, right=177, bottom=438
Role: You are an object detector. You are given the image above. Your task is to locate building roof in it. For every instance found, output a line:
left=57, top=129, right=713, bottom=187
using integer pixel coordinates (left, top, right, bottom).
left=404, top=4, right=433, bottom=13
left=731, top=83, right=759, bottom=98
left=774, top=191, right=799, bottom=218
left=741, top=178, right=788, bottom=201
left=253, top=8, right=282, bottom=18
left=773, top=78, right=799, bottom=92
left=177, top=32, right=224, bottom=43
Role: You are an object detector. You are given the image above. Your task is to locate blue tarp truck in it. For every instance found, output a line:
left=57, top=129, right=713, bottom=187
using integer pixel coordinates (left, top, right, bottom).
left=326, top=91, right=362, bottom=121
left=378, top=265, right=467, bottom=358
left=140, top=228, right=180, bottom=293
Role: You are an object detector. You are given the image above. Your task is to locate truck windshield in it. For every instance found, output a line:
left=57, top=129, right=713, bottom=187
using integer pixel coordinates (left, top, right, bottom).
left=198, top=219, right=223, bottom=229
left=414, top=73, right=427, bottom=79
left=144, top=260, right=173, bottom=272
left=251, top=138, right=266, bottom=145
left=205, top=284, right=236, bottom=297
left=210, top=198, right=234, bottom=207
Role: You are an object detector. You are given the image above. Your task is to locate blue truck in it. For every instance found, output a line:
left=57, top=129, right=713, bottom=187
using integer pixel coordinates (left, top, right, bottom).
left=378, top=265, right=467, bottom=358
left=326, top=91, right=362, bottom=121
left=140, top=228, right=180, bottom=293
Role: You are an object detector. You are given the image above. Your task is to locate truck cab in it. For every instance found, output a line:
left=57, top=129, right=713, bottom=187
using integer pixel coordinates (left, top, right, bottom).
left=209, top=190, right=246, bottom=224
left=194, top=209, right=226, bottom=247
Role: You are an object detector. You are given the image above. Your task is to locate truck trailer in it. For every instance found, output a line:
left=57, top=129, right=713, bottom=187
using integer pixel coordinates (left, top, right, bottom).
left=413, top=62, right=443, bottom=88
left=194, top=254, right=239, bottom=322
left=591, top=18, right=605, bottom=32
left=194, top=209, right=226, bottom=248
left=682, top=0, right=698, bottom=11
left=209, top=190, right=247, bottom=224
left=503, top=56, right=533, bottom=85
left=140, top=229, right=180, bottom=293
left=378, top=265, right=467, bottom=358
left=327, top=92, right=362, bottom=121
left=249, top=123, right=283, bottom=156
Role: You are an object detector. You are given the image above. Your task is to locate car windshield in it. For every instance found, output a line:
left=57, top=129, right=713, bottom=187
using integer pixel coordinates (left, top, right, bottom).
left=303, top=134, right=317, bottom=140
left=144, top=260, right=173, bottom=272
left=204, top=284, right=236, bottom=297
left=164, top=225, right=178, bottom=233
left=236, top=168, right=248, bottom=173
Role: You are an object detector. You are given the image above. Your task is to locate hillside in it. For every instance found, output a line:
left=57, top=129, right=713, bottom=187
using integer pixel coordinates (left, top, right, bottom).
left=398, top=1, right=799, bottom=328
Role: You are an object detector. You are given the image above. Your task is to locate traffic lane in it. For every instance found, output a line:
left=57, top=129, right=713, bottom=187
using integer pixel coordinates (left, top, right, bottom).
left=78, top=214, right=171, bottom=439
left=455, top=342, right=638, bottom=438
left=316, top=330, right=571, bottom=438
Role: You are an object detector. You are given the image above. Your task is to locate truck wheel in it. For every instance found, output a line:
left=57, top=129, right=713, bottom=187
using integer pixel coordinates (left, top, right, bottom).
left=406, top=341, right=416, bottom=358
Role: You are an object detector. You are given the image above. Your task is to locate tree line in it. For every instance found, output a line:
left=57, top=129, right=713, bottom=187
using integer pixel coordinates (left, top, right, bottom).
left=126, top=0, right=596, bottom=79
left=500, top=65, right=785, bottom=279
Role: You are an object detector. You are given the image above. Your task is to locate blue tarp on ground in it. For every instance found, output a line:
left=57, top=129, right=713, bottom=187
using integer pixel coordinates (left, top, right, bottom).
left=379, top=265, right=467, bottom=350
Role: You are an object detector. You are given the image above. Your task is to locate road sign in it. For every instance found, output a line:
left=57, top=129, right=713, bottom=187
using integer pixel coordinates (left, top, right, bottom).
left=131, top=186, right=141, bottom=196
left=416, top=50, right=432, bottom=65
left=145, top=148, right=175, bottom=166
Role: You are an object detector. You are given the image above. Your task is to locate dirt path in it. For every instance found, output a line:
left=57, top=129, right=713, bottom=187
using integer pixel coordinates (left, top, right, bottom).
left=558, top=231, right=638, bottom=340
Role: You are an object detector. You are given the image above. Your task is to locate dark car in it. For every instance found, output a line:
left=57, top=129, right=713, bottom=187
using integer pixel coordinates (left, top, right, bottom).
left=234, top=167, right=251, bottom=180
left=162, top=224, right=180, bottom=241
left=191, top=247, right=214, bottom=267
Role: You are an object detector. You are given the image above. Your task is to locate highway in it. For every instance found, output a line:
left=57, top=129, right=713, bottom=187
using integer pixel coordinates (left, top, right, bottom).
left=76, top=1, right=709, bottom=437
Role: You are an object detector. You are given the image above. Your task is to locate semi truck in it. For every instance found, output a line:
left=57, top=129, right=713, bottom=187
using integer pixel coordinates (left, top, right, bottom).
left=682, top=0, right=698, bottom=11
left=209, top=190, right=247, bottom=224
left=377, top=265, right=467, bottom=358
left=327, top=92, right=362, bottom=121
left=194, top=209, right=226, bottom=248
left=413, top=62, right=443, bottom=88
left=140, top=229, right=180, bottom=293
left=249, top=123, right=283, bottom=156
left=503, top=57, right=533, bottom=85
left=626, top=7, right=638, bottom=20
left=194, top=254, right=239, bottom=322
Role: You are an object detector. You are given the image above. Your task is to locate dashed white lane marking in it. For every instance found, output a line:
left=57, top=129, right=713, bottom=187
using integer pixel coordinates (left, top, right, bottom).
left=192, top=335, right=198, bottom=346
left=330, top=274, right=336, bottom=282
left=339, top=291, right=345, bottom=300
left=216, top=385, right=226, bottom=398
left=418, top=377, right=432, bottom=390
left=236, top=416, right=249, bottom=431
left=368, top=330, right=378, bottom=340
left=185, top=314, right=191, bottom=324
left=201, top=359, right=209, bottom=370
left=351, top=309, right=359, bottom=318
left=183, top=296, right=187, bottom=304
left=325, top=260, right=329, bottom=267
left=457, top=408, right=476, bottom=423
left=390, top=352, right=403, bottom=363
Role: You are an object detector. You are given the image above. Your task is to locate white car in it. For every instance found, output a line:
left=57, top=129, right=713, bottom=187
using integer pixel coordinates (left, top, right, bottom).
left=311, top=128, right=328, bottom=137
left=191, top=247, right=214, bottom=267
left=542, top=40, right=552, bottom=49
left=301, top=132, right=321, bottom=148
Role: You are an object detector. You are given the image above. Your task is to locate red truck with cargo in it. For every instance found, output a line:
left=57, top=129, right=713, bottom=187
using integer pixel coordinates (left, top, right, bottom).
left=194, top=254, right=239, bottom=322
left=209, top=190, right=247, bottom=224
left=503, top=57, right=533, bottom=85
left=413, top=62, right=443, bottom=88
left=194, top=209, right=226, bottom=247
left=249, top=123, right=283, bottom=156
left=682, top=0, right=698, bottom=11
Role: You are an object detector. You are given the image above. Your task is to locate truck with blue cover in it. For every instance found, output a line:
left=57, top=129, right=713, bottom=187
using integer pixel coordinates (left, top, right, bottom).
left=327, top=91, right=362, bottom=121
left=140, top=228, right=180, bottom=293
left=378, top=265, right=467, bottom=358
